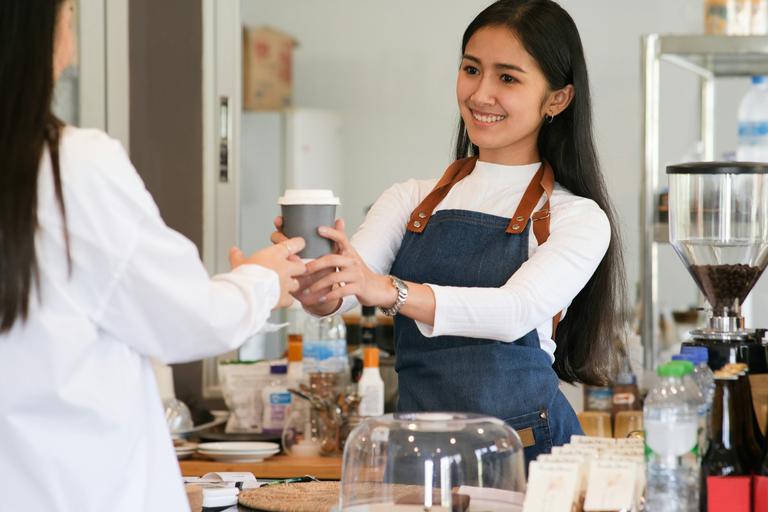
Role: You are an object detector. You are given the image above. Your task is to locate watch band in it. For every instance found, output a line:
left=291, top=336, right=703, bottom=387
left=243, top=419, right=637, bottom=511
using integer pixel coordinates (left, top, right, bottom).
left=379, top=275, right=408, bottom=317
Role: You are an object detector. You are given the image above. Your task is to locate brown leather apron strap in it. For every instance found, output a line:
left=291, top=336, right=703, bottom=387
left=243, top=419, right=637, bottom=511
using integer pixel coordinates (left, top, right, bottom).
left=506, top=161, right=555, bottom=245
left=406, top=158, right=562, bottom=337
left=504, top=161, right=559, bottom=336
left=407, top=157, right=478, bottom=233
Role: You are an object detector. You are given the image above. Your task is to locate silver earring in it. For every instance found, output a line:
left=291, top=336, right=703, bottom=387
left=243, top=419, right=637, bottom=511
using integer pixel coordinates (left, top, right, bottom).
left=545, top=113, right=554, bottom=124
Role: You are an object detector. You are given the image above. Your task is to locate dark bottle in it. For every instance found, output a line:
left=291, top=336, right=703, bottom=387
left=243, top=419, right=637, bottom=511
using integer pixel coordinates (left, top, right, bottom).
left=351, top=306, right=377, bottom=383
left=724, top=363, right=764, bottom=472
left=360, top=306, right=377, bottom=347
left=700, top=372, right=747, bottom=511
left=762, top=437, right=768, bottom=476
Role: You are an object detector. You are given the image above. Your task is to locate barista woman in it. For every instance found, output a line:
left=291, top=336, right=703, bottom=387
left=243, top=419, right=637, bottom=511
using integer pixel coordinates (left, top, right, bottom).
left=0, top=1, right=306, bottom=510
left=277, top=0, right=625, bottom=463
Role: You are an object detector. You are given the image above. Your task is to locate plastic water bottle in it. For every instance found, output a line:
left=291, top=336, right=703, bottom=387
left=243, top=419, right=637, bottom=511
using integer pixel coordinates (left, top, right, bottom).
left=671, top=354, right=711, bottom=457
left=737, top=76, right=768, bottom=162
left=644, top=362, right=702, bottom=512
left=679, top=347, right=715, bottom=408
left=302, top=314, right=349, bottom=376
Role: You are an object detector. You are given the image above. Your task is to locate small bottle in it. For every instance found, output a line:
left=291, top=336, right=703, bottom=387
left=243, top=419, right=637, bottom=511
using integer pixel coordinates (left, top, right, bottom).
left=358, top=346, right=385, bottom=417
left=672, top=354, right=711, bottom=455
left=612, top=354, right=641, bottom=418
left=752, top=0, right=768, bottom=34
left=286, top=301, right=305, bottom=347
left=360, top=305, right=377, bottom=347
left=303, top=314, right=349, bottom=377
left=679, top=346, right=716, bottom=409
left=286, top=337, right=305, bottom=390
left=737, top=76, right=768, bottom=162
left=705, top=0, right=729, bottom=34
left=584, top=385, right=613, bottom=414
left=262, top=364, right=291, bottom=434
left=700, top=371, right=748, bottom=511
left=644, top=362, right=701, bottom=512
left=351, top=306, right=378, bottom=383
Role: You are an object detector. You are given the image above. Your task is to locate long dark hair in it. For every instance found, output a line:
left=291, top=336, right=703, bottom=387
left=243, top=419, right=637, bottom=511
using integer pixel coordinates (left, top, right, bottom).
left=456, top=0, right=627, bottom=385
left=0, top=0, right=69, bottom=332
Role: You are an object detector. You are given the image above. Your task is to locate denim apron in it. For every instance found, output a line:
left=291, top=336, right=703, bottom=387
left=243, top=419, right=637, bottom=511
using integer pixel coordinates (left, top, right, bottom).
left=390, top=157, right=583, bottom=465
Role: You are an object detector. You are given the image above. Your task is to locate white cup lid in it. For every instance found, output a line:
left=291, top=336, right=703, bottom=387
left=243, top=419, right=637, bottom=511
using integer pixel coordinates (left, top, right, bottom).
left=278, top=189, right=340, bottom=206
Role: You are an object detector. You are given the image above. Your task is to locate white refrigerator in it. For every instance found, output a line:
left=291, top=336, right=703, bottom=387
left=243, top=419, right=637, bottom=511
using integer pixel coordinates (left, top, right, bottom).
left=237, top=108, right=343, bottom=360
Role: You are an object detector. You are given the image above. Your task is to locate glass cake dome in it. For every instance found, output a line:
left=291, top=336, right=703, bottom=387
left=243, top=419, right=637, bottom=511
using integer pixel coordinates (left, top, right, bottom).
left=338, top=413, right=526, bottom=512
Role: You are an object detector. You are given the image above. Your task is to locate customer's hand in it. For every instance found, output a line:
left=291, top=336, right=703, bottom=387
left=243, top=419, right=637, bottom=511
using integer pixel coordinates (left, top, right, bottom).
left=270, top=216, right=343, bottom=316
left=305, top=223, right=396, bottom=308
left=229, top=237, right=307, bottom=309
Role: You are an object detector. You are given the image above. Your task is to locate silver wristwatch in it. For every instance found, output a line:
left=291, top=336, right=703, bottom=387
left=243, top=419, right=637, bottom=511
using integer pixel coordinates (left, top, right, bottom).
left=380, top=275, right=409, bottom=317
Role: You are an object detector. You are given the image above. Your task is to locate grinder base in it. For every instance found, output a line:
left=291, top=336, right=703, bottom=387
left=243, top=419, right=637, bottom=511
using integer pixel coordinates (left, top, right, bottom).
left=682, top=329, right=768, bottom=373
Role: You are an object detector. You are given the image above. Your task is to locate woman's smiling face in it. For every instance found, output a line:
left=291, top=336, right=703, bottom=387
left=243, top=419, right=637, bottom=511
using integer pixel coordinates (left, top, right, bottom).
left=456, top=25, right=552, bottom=165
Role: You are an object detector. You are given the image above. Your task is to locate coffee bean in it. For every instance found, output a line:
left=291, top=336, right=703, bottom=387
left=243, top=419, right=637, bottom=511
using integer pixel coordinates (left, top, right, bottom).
left=689, top=264, right=762, bottom=314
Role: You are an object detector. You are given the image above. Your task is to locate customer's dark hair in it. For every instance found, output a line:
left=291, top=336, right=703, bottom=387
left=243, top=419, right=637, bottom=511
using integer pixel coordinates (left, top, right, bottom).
left=0, top=0, right=69, bottom=332
left=455, top=0, right=627, bottom=385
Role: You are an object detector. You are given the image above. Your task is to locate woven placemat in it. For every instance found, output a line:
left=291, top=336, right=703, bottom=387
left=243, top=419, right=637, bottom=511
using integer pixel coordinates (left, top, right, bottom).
left=238, top=482, right=340, bottom=512
left=239, top=482, right=468, bottom=512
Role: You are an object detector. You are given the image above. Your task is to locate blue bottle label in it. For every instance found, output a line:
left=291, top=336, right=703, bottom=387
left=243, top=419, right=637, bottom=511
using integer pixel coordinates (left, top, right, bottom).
left=270, top=392, right=292, bottom=405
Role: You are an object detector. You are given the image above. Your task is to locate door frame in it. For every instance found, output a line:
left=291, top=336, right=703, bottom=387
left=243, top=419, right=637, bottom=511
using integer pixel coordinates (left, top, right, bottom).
left=202, top=0, right=243, bottom=398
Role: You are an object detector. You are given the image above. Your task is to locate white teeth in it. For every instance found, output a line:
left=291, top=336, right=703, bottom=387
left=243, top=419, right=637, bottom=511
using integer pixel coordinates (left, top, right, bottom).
left=472, top=111, right=506, bottom=123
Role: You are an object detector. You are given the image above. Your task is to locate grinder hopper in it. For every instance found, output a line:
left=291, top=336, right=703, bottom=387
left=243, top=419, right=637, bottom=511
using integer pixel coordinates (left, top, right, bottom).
left=667, top=162, right=768, bottom=372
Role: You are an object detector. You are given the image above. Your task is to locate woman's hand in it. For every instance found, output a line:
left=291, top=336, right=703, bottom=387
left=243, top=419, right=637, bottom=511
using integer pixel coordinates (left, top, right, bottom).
left=270, top=216, right=343, bottom=315
left=229, top=238, right=306, bottom=309
left=306, top=224, right=397, bottom=308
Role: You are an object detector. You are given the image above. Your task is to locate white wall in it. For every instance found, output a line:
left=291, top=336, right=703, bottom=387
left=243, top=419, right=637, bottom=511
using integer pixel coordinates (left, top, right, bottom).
left=241, top=0, right=763, bottom=322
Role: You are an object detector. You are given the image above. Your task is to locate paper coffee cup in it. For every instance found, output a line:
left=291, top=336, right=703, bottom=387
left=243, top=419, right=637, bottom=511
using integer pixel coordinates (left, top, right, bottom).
left=278, top=189, right=340, bottom=259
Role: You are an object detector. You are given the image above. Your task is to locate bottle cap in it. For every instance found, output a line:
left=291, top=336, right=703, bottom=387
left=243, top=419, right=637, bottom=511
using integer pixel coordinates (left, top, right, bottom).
left=363, top=347, right=379, bottom=368
left=658, top=361, right=691, bottom=377
left=288, top=340, right=303, bottom=363
left=680, top=346, right=709, bottom=365
left=672, top=353, right=706, bottom=368
left=362, top=305, right=377, bottom=317
left=668, top=360, right=695, bottom=375
left=753, top=75, right=767, bottom=84
left=270, top=364, right=288, bottom=375
left=713, top=370, right=737, bottom=380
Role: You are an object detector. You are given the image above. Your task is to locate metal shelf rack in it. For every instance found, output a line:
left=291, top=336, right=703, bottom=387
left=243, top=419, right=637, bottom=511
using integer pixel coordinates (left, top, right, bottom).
left=641, top=35, right=768, bottom=370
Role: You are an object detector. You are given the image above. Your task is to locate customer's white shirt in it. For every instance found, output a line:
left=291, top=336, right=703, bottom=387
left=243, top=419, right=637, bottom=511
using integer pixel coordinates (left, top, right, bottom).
left=343, top=160, right=611, bottom=362
left=0, top=128, right=279, bottom=511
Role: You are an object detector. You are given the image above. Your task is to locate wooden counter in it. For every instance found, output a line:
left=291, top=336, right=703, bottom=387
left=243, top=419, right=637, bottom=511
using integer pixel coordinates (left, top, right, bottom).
left=179, top=455, right=342, bottom=480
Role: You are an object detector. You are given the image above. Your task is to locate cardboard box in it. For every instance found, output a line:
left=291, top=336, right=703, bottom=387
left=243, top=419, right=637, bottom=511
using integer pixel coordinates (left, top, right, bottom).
left=242, top=26, right=297, bottom=110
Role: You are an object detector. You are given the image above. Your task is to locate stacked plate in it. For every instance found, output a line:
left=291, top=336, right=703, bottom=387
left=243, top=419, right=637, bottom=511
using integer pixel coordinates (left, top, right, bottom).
left=175, top=441, right=198, bottom=460
left=197, top=442, right=281, bottom=463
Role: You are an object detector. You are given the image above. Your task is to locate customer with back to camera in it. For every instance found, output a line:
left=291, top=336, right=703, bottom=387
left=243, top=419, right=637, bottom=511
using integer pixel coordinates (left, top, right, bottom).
left=0, top=1, right=306, bottom=510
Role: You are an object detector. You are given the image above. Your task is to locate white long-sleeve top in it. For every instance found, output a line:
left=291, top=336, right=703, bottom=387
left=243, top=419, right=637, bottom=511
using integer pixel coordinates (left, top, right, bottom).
left=0, top=128, right=279, bottom=511
left=343, top=160, right=611, bottom=362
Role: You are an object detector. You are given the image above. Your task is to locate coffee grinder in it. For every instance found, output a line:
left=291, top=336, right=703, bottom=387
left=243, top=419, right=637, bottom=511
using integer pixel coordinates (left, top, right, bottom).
left=666, top=162, right=768, bottom=374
